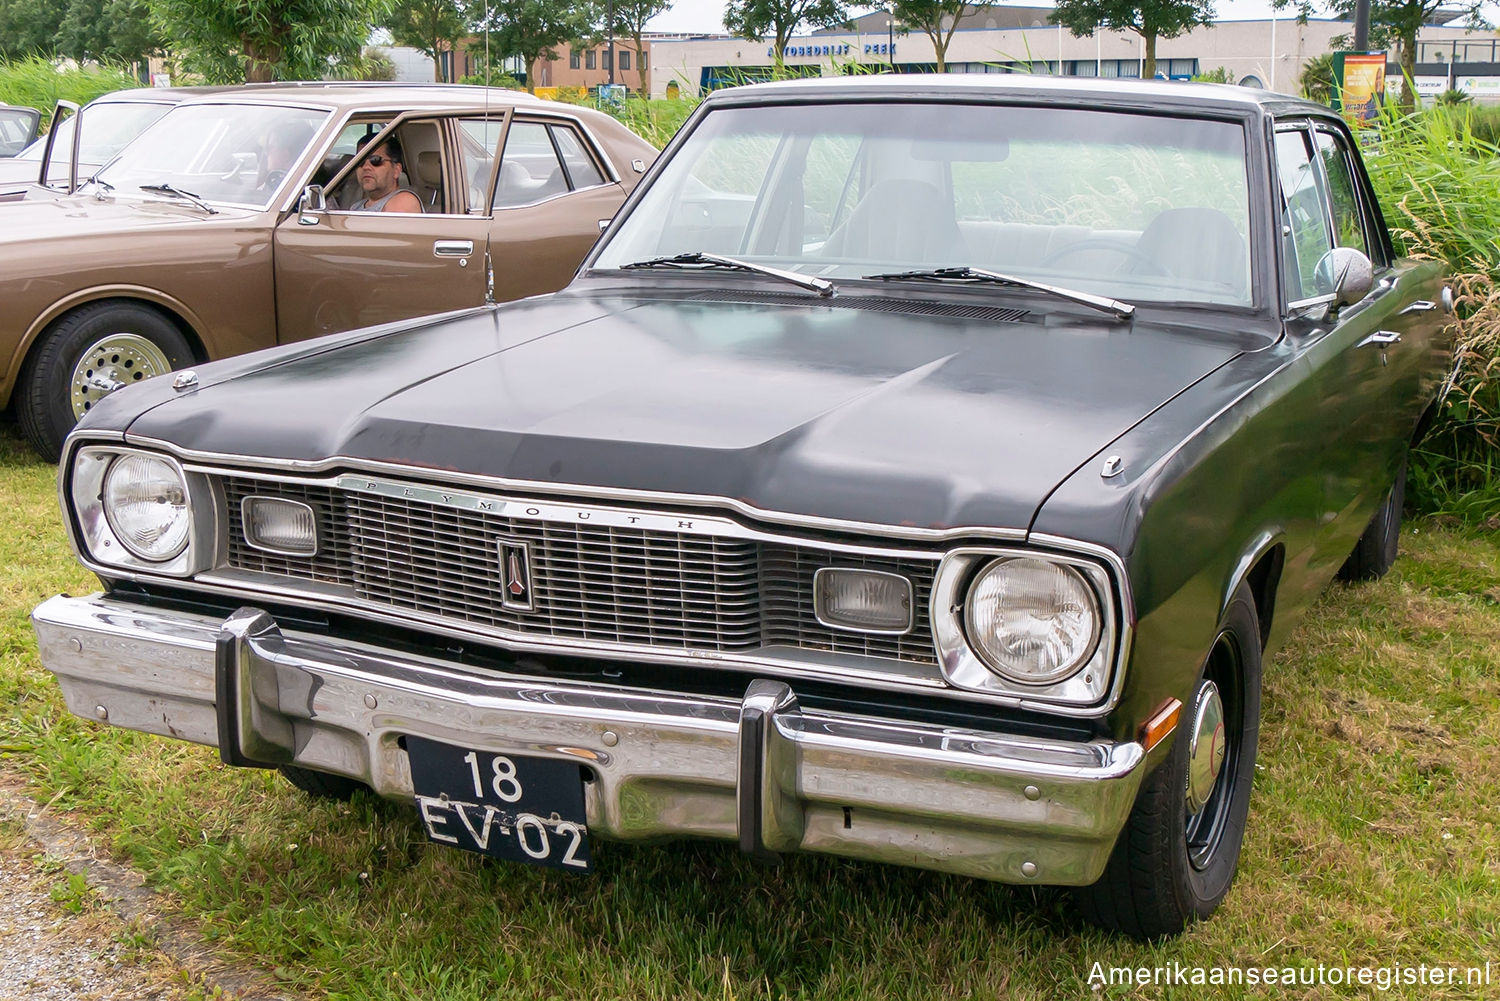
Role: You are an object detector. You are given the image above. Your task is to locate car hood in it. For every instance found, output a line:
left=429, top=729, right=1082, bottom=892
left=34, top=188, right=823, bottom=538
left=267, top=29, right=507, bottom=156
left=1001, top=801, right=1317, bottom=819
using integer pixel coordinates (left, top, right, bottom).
left=124, top=290, right=1250, bottom=532
left=0, top=191, right=255, bottom=235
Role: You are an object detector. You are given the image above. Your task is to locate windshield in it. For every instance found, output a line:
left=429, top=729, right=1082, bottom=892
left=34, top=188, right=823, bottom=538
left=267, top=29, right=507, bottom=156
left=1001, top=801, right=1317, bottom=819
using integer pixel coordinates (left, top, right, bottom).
left=18, top=101, right=169, bottom=170
left=593, top=102, right=1255, bottom=307
left=95, top=103, right=329, bottom=208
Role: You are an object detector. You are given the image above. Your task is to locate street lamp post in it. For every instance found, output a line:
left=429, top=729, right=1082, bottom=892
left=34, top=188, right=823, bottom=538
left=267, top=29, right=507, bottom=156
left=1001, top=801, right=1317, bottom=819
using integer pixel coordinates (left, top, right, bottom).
left=607, top=0, right=616, bottom=86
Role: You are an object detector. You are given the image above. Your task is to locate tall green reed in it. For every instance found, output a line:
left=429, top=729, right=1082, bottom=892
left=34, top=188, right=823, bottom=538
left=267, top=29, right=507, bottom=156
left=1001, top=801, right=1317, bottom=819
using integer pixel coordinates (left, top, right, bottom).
left=0, top=55, right=138, bottom=130
left=1364, top=103, right=1500, bottom=520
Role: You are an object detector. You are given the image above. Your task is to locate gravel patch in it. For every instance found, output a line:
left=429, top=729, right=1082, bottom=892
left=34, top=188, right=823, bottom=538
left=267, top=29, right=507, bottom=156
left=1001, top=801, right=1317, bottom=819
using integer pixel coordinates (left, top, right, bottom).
left=0, top=849, right=183, bottom=1001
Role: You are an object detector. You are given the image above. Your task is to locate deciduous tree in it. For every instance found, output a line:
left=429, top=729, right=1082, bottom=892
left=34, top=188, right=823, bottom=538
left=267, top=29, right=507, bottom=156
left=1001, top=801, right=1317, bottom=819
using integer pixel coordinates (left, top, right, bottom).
left=0, top=0, right=67, bottom=59
left=890, top=0, right=984, bottom=73
left=723, top=0, right=850, bottom=68
left=1276, top=0, right=1485, bottom=111
left=608, top=0, right=671, bottom=96
left=384, top=0, right=470, bottom=81
left=57, top=0, right=162, bottom=67
left=148, top=0, right=384, bottom=82
left=1049, top=0, right=1214, bottom=80
left=471, top=0, right=596, bottom=93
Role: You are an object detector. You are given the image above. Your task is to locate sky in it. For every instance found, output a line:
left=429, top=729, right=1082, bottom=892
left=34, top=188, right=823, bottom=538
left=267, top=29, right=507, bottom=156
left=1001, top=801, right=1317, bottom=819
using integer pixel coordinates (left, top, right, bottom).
left=644, top=0, right=1294, bottom=34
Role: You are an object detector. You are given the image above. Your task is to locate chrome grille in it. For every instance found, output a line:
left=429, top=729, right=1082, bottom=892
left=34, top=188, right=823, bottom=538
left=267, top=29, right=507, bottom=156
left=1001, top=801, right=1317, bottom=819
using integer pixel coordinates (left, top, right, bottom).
left=220, top=476, right=937, bottom=665
left=760, top=545, right=937, bottom=664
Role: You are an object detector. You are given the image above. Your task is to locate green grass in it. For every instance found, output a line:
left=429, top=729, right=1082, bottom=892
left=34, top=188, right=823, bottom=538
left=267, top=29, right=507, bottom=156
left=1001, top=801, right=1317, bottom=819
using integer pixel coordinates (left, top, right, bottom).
left=1, top=421, right=1497, bottom=998
left=0, top=55, right=139, bottom=130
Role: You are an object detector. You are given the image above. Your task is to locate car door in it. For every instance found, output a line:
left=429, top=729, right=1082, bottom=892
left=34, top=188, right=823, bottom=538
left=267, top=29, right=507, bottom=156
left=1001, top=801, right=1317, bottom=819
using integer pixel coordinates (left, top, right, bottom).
left=272, top=111, right=498, bottom=342
left=486, top=115, right=626, bottom=303
left=1274, top=121, right=1428, bottom=573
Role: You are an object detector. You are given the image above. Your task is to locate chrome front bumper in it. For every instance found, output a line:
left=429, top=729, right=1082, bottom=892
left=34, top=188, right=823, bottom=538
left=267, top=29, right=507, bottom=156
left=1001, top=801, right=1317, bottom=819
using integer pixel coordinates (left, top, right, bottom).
left=32, top=593, right=1146, bottom=886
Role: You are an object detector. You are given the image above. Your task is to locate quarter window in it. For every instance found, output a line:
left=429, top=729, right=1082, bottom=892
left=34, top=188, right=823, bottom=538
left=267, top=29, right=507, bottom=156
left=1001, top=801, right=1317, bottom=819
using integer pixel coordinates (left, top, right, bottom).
left=1275, top=128, right=1332, bottom=301
left=1314, top=130, right=1370, bottom=258
left=494, top=120, right=606, bottom=208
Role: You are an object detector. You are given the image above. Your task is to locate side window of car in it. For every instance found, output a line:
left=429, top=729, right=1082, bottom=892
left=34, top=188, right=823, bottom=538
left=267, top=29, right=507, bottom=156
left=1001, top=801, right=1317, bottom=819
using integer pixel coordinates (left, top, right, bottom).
left=495, top=121, right=569, bottom=209
left=1274, top=128, right=1332, bottom=302
left=549, top=125, right=605, bottom=189
left=1313, top=129, right=1371, bottom=258
left=800, top=133, right=861, bottom=247
left=458, top=118, right=505, bottom=213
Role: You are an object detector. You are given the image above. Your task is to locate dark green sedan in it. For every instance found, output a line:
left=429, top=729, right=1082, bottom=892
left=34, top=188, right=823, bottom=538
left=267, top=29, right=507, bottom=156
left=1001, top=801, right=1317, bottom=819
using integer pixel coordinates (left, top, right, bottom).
left=32, top=76, right=1452, bottom=940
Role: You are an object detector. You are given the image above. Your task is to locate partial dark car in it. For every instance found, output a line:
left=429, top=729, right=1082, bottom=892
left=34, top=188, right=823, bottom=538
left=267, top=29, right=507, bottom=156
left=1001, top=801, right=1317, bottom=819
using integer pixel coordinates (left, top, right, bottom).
left=0, top=83, right=656, bottom=459
left=32, top=76, right=1452, bottom=939
left=0, top=103, right=41, bottom=157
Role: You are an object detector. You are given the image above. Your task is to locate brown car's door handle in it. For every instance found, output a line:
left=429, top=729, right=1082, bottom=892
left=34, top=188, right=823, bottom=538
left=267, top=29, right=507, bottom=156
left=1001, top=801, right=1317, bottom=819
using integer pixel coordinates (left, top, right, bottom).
left=433, top=240, right=473, bottom=258
left=1358, top=330, right=1403, bottom=348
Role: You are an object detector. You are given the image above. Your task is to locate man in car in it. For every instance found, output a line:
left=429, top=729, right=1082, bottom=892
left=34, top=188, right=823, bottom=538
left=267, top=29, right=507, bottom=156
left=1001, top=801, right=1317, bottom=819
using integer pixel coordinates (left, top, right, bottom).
left=350, top=136, right=422, bottom=213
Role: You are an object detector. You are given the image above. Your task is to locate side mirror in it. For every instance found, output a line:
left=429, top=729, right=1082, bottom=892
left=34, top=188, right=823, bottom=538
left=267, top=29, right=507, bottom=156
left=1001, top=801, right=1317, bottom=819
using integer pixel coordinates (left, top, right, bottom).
left=297, top=184, right=326, bottom=226
left=1313, top=246, right=1374, bottom=308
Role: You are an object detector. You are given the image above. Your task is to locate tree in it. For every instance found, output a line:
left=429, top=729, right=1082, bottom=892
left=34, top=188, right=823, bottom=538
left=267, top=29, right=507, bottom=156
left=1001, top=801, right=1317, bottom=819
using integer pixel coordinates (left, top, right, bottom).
left=1298, top=50, right=1334, bottom=103
left=1276, top=0, right=1485, bottom=112
left=384, top=0, right=470, bottom=82
left=472, top=0, right=596, bottom=94
left=148, top=0, right=385, bottom=82
left=57, top=0, right=162, bottom=67
left=723, top=0, right=850, bottom=68
left=1049, top=0, right=1213, bottom=80
left=890, top=0, right=980, bottom=73
left=608, top=0, right=672, bottom=96
left=0, top=0, right=67, bottom=59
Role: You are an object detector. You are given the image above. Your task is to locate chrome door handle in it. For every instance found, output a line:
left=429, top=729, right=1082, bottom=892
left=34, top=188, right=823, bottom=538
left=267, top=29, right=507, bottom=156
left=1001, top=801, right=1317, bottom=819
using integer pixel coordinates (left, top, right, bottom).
left=1399, top=300, right=1436, bottom=315
left=1358, top=330, right=1403, bottom=348
left=433, top=240, right=474, bottom=258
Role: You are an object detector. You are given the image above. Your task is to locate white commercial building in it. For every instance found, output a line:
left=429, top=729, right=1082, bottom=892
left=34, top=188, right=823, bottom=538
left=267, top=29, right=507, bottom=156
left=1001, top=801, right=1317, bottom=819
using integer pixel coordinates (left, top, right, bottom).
left=646, top=11, right=1497, bottom=100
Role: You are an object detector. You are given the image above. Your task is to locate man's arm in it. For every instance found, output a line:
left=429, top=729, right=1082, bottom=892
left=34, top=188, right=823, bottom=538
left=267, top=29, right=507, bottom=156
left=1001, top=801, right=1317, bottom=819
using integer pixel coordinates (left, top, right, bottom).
left=384, top=189, right=423, bottom=213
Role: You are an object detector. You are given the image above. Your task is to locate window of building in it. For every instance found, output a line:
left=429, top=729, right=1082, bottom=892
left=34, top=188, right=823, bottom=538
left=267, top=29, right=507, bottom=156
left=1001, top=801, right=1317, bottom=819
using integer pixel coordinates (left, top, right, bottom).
left=620, top=49, right=631, bottom=71
left=586, top=50, right=596, bottom=69
left=570, top=51, right=580, bottom=69
left=603, top=50, right=613, bottom=71
left=640, top=50, right=647, bottom=71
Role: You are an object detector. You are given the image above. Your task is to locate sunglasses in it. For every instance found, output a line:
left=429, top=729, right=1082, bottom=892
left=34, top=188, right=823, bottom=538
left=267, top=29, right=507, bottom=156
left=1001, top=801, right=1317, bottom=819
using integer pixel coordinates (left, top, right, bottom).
left=365, top=154, right=396, bottom=167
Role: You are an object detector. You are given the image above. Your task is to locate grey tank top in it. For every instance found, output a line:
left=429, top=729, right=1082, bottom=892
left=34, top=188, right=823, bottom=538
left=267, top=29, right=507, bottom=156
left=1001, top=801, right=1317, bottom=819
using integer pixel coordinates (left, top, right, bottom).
left=353, top=189, right=422, bottom=212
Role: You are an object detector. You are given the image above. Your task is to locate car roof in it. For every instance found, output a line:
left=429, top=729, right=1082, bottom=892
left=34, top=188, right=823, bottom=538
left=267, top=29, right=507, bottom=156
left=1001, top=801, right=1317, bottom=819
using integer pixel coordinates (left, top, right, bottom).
left=704, top=74, right=1333, bottom=120
left=86, top=86, right=242, bottom=105
left=170, top=82, right=552, bottom=114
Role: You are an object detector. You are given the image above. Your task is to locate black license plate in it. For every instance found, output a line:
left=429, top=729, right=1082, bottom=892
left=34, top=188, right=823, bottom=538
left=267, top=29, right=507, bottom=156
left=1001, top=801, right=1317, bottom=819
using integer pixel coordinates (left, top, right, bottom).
left=405, top=736, right=591, bottom=871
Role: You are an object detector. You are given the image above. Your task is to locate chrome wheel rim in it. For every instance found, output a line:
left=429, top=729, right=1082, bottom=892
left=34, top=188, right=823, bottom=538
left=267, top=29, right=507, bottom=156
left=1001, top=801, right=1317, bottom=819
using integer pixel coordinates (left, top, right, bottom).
left=1185, top=635, right=1241, bottom=871
left=70, top=334, right=172, bottom=420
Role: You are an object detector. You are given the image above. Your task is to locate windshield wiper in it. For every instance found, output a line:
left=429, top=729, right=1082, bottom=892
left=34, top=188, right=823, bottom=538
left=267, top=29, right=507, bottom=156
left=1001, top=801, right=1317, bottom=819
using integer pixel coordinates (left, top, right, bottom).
left=621, top=251, right=834, bottom=297
left=139, top=182, right=217, bottom=215
left=863, top=266, right=1134, bottom=321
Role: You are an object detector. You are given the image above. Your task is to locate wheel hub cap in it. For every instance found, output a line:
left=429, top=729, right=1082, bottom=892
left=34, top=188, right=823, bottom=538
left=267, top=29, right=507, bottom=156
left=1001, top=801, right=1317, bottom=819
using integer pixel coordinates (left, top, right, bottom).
left=70, top=334, right=173, bottom=421
left=1186, top=680, right=1226, bottom=815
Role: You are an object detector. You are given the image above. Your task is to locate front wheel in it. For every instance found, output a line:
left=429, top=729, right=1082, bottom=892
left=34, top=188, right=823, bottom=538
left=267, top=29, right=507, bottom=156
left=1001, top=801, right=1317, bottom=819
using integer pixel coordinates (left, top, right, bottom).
left=17, top=301, right=194, bottom=462
left=1074, top=583, right=1262, bottom=940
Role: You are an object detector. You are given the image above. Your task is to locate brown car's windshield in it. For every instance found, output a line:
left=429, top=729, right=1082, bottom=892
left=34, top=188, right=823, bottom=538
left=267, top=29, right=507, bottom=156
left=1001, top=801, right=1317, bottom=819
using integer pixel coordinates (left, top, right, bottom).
left=94, top=103, right=329, bottom=209
left=594, top=102, right=1254, bottom=307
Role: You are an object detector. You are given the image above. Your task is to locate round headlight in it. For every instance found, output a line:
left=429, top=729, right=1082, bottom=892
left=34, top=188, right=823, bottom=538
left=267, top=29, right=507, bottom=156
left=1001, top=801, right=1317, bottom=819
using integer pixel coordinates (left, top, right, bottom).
left=964, top=557, right=1101, bottom=685
left=102, top=454, right=191, bottom=562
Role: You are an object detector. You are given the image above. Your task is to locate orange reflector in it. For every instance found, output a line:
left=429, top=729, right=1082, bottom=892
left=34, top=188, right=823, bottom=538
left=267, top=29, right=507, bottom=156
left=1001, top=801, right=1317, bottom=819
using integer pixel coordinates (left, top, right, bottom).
left=1140, top=698, right=1182, bottom=752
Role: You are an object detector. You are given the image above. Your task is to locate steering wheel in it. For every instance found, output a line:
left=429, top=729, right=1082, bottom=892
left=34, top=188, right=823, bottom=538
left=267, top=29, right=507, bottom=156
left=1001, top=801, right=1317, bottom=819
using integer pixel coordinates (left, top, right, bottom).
left=1039, top=239, right=1163, bottom=274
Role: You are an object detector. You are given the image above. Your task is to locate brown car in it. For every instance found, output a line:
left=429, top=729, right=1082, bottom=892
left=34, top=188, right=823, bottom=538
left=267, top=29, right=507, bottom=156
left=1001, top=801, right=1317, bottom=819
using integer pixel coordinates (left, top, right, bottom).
left=0, top=83, right=657, bottom=459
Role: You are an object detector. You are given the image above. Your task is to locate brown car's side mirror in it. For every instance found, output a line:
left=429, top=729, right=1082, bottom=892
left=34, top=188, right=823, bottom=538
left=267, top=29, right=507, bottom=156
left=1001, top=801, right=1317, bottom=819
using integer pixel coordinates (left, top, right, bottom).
left=1314, top=246, right=1374, bottom=309
left=298, top=185, right=326, bottom=226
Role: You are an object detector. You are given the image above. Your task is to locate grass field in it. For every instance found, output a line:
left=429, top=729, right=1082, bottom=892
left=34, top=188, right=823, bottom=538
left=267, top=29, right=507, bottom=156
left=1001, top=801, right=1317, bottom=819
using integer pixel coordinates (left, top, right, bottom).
left=1, top=421, right=1496, bottom=999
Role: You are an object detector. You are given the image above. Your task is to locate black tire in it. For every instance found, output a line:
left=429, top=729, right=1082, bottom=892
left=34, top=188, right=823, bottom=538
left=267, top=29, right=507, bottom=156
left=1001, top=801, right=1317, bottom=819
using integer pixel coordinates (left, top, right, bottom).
left=1074, top=583, right=1262, bottom=940
left=16, top=301, right=194, bottom=462
left=1337, top=459, right=1406, bottom=582
left=278, top=764, right=370, bottom=802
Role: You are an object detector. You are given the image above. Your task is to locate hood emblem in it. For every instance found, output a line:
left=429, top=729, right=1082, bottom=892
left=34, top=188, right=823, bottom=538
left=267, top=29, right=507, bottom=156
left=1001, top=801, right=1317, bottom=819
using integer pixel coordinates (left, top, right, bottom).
left=498, top=538, right=535, bottom=612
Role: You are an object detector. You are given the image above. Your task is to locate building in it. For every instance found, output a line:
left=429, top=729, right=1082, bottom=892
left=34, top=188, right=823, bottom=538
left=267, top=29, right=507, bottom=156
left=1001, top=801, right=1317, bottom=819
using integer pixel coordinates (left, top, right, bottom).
left=646, top=12, right=1497, bottom=101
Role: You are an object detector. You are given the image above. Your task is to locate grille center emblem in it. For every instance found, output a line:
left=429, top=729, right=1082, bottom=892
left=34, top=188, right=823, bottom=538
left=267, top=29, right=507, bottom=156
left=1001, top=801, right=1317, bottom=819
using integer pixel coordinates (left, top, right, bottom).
left=498, top=538, right=534, bottom=612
